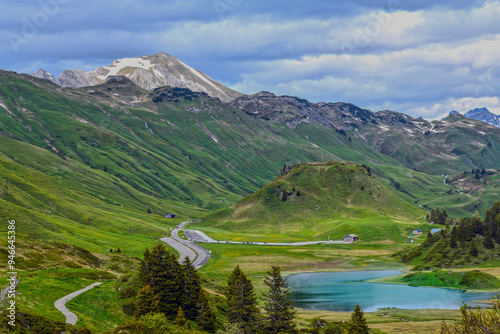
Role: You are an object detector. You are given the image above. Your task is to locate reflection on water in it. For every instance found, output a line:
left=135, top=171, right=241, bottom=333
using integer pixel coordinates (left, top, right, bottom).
left=288, top=270, right=497, bottom=312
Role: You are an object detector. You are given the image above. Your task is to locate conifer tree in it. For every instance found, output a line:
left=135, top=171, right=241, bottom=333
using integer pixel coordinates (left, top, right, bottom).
left=139, top=244, right=183, bottom=318
left=450, top=226, right=457, bottom=248
left=226, top=265, right=261, bottom=333
left=347, top=304, right=370, bottom=334
left=181, top=256, right=202, bottom=320
left=262, top=266, right=296, bottom=334
left=484, top=229, right=495, bottom=249
left=470, top=239, right=478, bottom=257
left=196, top=288, right=216, bottom=332
left=174, top=306, right=189, bottom=328
left=134, top=285, right=160, bottom=318
left=138, top=247, right=151, bottom=287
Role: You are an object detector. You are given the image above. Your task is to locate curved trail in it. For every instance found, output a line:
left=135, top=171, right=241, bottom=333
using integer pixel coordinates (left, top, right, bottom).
left=54, top=282, right=102, bottom=325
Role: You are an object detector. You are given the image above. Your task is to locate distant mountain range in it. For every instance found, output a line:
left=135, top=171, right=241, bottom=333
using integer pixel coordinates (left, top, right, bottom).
left=30, top=52, right=242, bottom=102
left=443, top=108, right=500, bottom=128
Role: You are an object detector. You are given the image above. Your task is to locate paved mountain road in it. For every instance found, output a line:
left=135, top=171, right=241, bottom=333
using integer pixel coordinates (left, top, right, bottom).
left=184, top=229, right=349, bottom=246
left=161, top=221, right=211, bottom=269
left=54, top=282, right=102, bottom=325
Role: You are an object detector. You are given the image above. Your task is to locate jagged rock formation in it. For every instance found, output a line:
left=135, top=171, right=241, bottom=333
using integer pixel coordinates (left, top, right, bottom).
left=465, top=108, right=500, bottom=128
left=30, top=69, right=57, bottom=84
left=30, top=52, right=243, bottom=102
left=442, top=108, right=500, bottom=128
left=229, top=91, right=376, bottom=129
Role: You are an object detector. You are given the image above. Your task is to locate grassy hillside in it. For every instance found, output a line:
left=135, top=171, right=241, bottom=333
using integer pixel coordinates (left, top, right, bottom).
left=399, top=201, right=500, bottom=269
left=202, top=162, right=427, bottom=242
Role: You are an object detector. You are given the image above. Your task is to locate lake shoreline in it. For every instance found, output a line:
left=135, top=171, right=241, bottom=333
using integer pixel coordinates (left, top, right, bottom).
left=288, top=270, right=497, bottom=312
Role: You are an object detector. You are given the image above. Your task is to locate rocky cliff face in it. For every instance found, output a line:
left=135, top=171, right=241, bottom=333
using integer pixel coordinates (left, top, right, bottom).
left=30, top=52, right=243, bottom=102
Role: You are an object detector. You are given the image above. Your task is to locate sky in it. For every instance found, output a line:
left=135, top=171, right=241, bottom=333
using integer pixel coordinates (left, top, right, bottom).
left=1, top=0, right=500, bottom=119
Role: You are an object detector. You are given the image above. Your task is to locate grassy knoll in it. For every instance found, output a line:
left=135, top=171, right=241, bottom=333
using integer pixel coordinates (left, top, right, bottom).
left=201, top=162, right=429, bottom=243
left=371, top=269, right=500, bottom=291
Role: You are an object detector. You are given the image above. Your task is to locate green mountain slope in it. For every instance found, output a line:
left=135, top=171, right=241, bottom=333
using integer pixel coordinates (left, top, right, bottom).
left=0, top=69, right=499, bottom=250
left=202, top=162, right=427, bottom=241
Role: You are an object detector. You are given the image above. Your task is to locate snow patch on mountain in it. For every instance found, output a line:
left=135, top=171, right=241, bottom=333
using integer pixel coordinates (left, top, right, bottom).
left=99, top=57, right=154, bottom=79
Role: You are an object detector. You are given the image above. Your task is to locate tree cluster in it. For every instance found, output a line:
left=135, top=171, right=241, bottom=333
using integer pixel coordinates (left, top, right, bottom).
left=133, top=244, right=216, bottom=331
left=401, top=201, right=500, bottom=269
left=426, top=208, right=449, bottom=225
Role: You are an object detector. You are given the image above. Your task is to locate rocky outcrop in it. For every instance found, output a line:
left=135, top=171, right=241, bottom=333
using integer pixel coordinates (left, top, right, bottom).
left=30, top=69, right=57, bottom=83
left=229, top=91, right=377, bottom=130
left=56, top=69, right=101, bottom=88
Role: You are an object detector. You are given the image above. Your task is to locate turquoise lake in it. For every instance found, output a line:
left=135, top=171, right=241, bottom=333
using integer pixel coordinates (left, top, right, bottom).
left=288, top=270, right=498, bottom=312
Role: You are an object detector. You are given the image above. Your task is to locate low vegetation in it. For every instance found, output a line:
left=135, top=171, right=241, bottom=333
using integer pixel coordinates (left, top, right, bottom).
left=441, top=296, right=500, bottom=333
left=403, top=269, right=500, bottom=290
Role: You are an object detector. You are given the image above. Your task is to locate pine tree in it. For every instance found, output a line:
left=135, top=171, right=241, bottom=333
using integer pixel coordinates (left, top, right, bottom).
left=196, top=288, right=216, bottom=332
left=174, top=306, right=189, bottom=328
left=181, top=256, right=202, bottom=320
left=139, top=244, right=183, bottom=319
left=484, top=230, right=495, bottom=249
left=226, top=265, right=261, bottom=333
left=348, top=304, right=370, bottom=334
left=470, top=240, right=478, bottom=257
left=262, top=266, right=296, bottom=334
left=134, top=285, right=160, bottom=318
left=450, top=227, right=457, bottom=248
left=139, top=247, right=151, bottom=287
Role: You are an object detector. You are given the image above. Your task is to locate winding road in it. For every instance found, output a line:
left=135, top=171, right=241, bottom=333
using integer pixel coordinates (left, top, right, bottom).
left=54, top=282, right=102, bottom=325
left=161, top=221, right=211, bottom=269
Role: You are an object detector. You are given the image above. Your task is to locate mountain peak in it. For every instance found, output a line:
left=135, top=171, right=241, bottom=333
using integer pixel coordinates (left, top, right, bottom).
left=464, top=107, right=500, bottom=128
left=30, top=52, right=243, bottom=102
left=466, top=107, right=491, bottom=115
left=31, top=68, right=56, bottom=83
